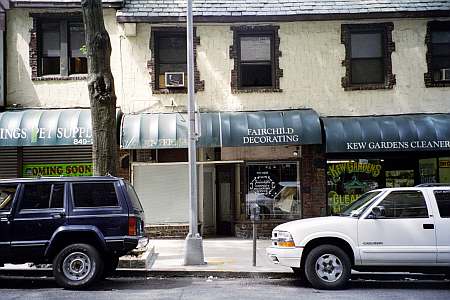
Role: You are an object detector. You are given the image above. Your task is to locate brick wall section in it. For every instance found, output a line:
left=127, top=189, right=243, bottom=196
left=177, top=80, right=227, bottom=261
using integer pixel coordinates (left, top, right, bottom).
left=235, top=221, right=284, bottom=239
left=117, top=149, right=131, bottom=181
left=301, top=145, right=327, bottom=218
left=145, top=224, right=190, bottom=239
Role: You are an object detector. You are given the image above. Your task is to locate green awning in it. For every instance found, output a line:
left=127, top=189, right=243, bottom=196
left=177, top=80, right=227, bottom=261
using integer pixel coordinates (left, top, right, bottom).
left=120, top=109, right=322, bottom=149
left=323, top=114, right=450, bottom=153
left=0, top=109, right=93, bottom=147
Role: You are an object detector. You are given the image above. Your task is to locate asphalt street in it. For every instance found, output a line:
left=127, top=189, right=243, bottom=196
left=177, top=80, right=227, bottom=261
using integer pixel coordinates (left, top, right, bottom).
left=0, top=276, right=449, bottom=300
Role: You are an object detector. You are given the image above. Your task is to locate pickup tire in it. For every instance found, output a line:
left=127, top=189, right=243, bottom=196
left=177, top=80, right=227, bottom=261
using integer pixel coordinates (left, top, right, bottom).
left=53, top=243, right=104, bottom=289
left=304, top=244, right=351, bottom=290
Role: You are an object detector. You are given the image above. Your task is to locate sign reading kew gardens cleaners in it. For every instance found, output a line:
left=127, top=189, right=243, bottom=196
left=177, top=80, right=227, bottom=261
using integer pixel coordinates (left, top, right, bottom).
left=346, top=140, right=450, bottom=151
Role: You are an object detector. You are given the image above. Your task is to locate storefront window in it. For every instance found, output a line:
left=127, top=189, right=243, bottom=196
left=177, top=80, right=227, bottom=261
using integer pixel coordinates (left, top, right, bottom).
left=419, top=158, right=437, bottom=184
left=327, top=160, right=383, bottom=215
left=246, top=162, right=301, bottom=220
left=439, top=157, right=450, bottom=183
left=385, top=170, right=414, bottom=187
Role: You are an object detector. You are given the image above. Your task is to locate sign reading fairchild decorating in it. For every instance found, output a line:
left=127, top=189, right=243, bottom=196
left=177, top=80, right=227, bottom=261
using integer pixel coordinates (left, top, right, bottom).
left=243, top=128, right=299, bottom=145
left=346, top=140, right=450, bottom=151
left=22, top=163, right=93, bottom=177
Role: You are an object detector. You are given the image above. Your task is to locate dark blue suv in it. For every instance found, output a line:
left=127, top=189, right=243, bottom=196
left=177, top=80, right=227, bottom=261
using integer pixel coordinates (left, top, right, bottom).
left=0, top=176, right=146, bottom=288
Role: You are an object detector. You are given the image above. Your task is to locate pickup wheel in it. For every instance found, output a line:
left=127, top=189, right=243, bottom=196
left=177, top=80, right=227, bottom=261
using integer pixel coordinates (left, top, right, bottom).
left=304, top=244, right=351, bottom=290
left=53, top=243, right=104, bottom=289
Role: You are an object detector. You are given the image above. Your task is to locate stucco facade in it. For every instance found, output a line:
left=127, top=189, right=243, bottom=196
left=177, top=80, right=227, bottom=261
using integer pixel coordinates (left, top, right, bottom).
left=5, top=8, right=450, bottom=116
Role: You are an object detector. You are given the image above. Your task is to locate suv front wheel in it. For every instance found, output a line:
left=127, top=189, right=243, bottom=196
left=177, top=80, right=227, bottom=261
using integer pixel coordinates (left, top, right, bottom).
left=304, top=244, right=351, bottom=290
left=53, top=243, right=104, bottom=289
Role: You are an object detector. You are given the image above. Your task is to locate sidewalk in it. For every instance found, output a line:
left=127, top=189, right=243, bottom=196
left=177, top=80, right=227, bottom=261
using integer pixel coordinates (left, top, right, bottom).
left=149, top=238, right=292, bottom=274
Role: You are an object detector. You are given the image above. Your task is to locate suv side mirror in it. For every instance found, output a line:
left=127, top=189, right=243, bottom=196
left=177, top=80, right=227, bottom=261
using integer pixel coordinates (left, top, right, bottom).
left=371, top=206, right=385, bottom=218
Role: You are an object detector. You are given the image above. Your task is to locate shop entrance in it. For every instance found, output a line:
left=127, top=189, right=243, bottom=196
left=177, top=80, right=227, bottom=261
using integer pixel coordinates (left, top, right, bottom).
left=215, top=164, right=235, bottom=236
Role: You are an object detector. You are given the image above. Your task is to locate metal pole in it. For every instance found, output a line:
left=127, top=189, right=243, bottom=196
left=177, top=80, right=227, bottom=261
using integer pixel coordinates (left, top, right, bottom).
left=252, top=220, right=257, bottom=267
left=183, top=0, right=205, bottom=266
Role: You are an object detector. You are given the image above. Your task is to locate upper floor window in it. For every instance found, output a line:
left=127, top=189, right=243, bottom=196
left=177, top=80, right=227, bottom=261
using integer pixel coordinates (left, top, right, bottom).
left=425, top=21, right=450, bottom=87
left=30, top=14, right=87, bottom=79
left=341, top=23, right=395, bottom=91
left=230, top=26, right=282, bottom=93
left=156, top=31, right=187, bottom=89
left=149, top=28, right=204, bottom=94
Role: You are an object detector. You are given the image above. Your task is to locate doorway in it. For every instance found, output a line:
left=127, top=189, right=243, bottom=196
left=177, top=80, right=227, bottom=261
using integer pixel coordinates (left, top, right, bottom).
left=215, top=164, right=235, bottom=236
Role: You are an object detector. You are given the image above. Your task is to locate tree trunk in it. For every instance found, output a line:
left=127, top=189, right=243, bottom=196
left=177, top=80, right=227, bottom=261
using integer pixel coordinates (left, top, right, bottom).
left=81, top=0, right=117, bottom=176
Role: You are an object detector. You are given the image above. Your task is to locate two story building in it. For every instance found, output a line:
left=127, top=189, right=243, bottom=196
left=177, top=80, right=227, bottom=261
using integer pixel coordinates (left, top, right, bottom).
left=0, top=0, right=450, bottom=237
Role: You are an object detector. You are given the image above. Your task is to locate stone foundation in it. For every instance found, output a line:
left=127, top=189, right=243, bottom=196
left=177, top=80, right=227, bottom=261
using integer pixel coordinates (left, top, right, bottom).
left=145, top=224, right=190, bottom=239
left=234, top=221, right=284, bottom=239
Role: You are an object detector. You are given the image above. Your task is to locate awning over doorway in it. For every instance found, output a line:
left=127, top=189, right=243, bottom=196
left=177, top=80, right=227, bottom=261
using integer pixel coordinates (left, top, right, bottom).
left=0, top=109, right=93, bottom=147
left=323, top=114, right=450, bottom=153
left=120, top=109, right=322, bottom=149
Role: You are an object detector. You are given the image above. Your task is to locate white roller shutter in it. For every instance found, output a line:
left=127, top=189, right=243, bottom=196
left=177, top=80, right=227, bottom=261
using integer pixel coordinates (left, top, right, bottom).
left=132, top=163, right=189, bottom=224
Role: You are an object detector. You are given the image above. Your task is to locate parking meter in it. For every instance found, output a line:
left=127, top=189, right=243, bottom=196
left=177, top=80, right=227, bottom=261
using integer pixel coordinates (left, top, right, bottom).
left=250, top=203, right=260, bottom=221
left=250, top=204, right=260, bottom=267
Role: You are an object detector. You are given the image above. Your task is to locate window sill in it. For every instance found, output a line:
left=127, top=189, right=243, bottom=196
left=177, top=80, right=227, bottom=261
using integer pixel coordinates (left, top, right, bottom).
left=232, top=87, right=282, bottom=94
left=32, top=74, right=88, bottom=81
left=424, top=81, right=450, bottom=88
left=152, top=88, right=188, bottom=95
left=343, top=83, right=394, bottom=91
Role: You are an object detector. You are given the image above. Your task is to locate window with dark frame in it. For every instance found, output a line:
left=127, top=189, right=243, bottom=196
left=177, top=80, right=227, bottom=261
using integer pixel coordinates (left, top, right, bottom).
left=35, top=17, right=87, bottom=77
left=341, top=23, right=395, bottom=91
left=155, top=32, right=187, bottom=89
left=425, top=21, right=450, bottom=87
left=230, top=26, right=282, bottom=93
left=239, top=35, right=273, bottom=87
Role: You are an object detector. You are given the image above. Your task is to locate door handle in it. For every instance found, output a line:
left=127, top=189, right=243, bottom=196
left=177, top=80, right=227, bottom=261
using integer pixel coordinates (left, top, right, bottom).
left=423, top=224, right=434, bottom=229
left=52, top=212, right=66, bottom=219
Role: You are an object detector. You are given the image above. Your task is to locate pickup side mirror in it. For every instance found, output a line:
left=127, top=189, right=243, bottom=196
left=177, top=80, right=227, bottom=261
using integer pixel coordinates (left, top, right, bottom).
left=371, top=206, right=386, bottom=218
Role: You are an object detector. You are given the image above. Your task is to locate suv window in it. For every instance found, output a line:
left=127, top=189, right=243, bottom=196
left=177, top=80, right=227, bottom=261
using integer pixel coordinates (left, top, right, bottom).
left=20, top=183, right=64, bottom=210
left=378, top=191, right=428, bottom=218
left=126, top=182, right=143, bottom=212
left=434, top=190, right=450, bottom=218
left=72, top=182, right=119, bottom=208
left=0, top=184, right=18, bottom=211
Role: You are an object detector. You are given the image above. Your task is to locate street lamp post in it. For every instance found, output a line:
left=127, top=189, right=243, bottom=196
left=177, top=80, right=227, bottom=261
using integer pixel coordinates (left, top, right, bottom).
left=183, top=0, right=205, bottom=266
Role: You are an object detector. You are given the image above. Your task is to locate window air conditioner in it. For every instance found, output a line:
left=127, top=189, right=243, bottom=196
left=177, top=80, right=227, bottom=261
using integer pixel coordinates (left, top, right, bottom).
left=441, top=68, right=450, bottom=81
left=165, top=72, right=185, bottom=87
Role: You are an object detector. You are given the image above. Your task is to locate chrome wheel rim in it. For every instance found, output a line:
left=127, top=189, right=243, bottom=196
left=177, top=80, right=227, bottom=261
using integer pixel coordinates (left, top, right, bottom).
left=315, top=253, right=343, bottom=283
left=62, top=252, right=92, bottom=281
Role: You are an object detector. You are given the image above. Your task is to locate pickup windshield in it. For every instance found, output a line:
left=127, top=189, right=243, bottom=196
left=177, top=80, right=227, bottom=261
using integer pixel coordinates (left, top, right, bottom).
left=340, top=191, right=382, bottom=217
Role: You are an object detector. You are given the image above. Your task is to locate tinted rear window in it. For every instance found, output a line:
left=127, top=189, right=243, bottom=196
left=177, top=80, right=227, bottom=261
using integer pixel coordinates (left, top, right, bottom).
left=435, top=190, right=450, bottom=218
left=72, top=182, right=119, bottom=208
left=126, top=183, right=143, bottom=212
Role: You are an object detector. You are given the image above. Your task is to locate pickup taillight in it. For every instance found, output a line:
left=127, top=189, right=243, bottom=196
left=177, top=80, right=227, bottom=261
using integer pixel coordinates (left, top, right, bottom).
left=128, top=216, right=137, bottom=236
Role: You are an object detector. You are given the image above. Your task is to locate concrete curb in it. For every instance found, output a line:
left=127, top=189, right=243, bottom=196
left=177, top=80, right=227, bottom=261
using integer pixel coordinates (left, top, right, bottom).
left=0, top=268, right=447, bottom=281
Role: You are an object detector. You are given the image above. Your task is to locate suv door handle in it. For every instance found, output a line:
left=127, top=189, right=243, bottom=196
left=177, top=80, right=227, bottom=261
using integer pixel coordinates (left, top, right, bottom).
left=52, top=212, right=66, bottom=219
left=423, top=224, right=434, bottom=229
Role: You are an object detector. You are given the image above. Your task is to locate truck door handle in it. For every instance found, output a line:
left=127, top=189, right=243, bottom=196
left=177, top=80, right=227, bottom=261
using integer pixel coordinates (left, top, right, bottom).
left=52, top=212, right=66, bottom=219
left=423, top=224, right=434, bottom=229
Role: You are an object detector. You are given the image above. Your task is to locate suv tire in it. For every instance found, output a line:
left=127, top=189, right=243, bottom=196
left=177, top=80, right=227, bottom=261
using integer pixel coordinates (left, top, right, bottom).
left=53, top=243, right=104, bottom=289
left=304, top=244, right=351, bottom=290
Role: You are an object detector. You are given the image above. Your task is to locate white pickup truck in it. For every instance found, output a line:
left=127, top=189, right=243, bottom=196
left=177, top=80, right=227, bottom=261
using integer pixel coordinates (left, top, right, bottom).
left=266, top=185, right=450, bottom=290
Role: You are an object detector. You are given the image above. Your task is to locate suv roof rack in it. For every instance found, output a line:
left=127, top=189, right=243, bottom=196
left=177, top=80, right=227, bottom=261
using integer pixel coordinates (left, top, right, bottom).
left=415, top=183, right=450, bottom=187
